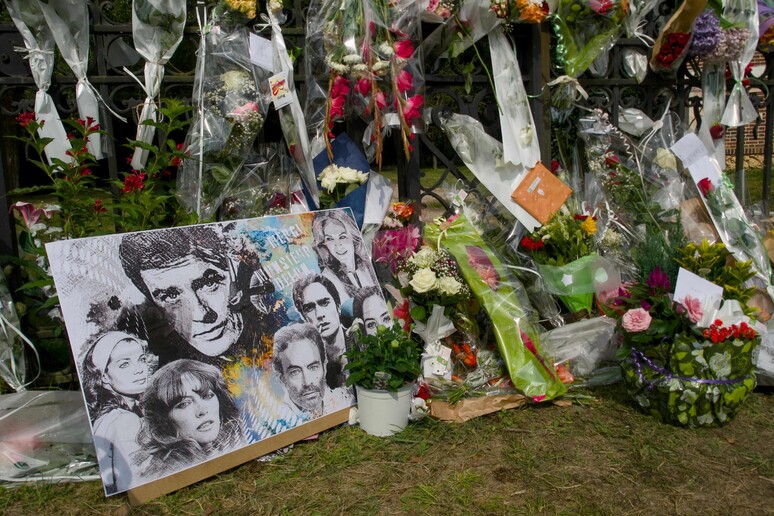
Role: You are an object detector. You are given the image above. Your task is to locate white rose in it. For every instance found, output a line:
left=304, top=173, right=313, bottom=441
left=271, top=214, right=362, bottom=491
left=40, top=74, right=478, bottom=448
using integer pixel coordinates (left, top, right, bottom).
left=437, top=276, right=462, bottom=296
left=409, top=268, right=438, bottom=293
left=410, top=247, right=436, bottom=268
left=338, top=166, right=366, bottom=185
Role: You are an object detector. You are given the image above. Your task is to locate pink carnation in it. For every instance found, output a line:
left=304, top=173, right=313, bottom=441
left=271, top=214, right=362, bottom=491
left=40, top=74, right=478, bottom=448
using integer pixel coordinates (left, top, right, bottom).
left=680, top=295, right=704, bottom=324
left=621, top=308, right=652, bottom=333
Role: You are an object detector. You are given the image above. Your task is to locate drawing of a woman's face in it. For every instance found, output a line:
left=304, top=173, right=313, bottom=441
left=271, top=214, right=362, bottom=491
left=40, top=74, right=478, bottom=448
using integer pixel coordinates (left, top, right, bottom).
left=101, top=338, right=152, bottom=397
left=169, top=373, right=221, bottom=445
left=321, top=220, right=355, bottom=271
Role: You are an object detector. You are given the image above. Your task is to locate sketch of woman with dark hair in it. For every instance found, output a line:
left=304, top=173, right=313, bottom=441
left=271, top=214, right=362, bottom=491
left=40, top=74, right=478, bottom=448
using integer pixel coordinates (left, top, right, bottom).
left=81, top=331, right=156, bottom=495
left=133, top=359, right=245, bottom=480
left=352, top=286, right=392, bottom=336
left=312, top=210, right=377, bottom=305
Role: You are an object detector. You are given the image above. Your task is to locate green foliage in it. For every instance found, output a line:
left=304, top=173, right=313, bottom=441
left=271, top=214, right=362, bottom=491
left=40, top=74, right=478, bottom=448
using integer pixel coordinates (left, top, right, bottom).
left=113, top=99, right=194, bottom=232
left=633, top=222, right=686, bottom=286
left=675, top=239, right=758, bottom=310
left=344, top=323, right=422, bottom=391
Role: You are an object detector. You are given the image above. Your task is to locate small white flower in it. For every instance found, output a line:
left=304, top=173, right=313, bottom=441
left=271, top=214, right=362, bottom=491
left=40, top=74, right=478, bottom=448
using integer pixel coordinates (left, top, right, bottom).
left=325, top=56, right=349, bottom=73
left=342, top=53, right=363, bottom=64
left=372, top=60, right=390, bottom=75
left=378, top=42, right=394, bottom=56
left=352, top=63, right=369, bottom=73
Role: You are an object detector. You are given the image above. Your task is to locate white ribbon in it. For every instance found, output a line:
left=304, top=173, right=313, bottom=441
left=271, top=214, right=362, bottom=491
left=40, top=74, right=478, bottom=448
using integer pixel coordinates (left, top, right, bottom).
left=547, top=75, right=589, bottom=101
left=0, top=310, right=41, bottom=392
left=195, top=4, right=209, bottom=218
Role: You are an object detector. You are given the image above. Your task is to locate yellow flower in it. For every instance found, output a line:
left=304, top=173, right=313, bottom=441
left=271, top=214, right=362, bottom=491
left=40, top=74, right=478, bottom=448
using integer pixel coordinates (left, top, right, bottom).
left=580, top=216, right=597, bottom=236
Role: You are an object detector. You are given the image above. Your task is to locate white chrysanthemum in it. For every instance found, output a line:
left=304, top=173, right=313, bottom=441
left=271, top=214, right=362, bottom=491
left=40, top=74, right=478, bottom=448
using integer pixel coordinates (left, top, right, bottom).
left=221, top=70, right=250, bottom=91
left=352, top=63, right=369, bottom=73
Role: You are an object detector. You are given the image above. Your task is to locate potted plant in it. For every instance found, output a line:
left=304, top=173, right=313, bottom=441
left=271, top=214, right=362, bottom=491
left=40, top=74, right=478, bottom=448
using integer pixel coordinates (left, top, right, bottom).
left=344, top=322, right=422, bottom=436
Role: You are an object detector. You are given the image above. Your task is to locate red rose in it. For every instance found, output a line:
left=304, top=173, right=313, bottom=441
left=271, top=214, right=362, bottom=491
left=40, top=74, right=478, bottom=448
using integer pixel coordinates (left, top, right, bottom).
left=709, top=124, right=724, bottom=140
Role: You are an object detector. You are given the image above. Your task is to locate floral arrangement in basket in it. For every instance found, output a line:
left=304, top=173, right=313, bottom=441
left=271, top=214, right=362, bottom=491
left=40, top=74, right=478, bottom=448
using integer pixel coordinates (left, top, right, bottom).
left=610, top=239, right=761, bottom=428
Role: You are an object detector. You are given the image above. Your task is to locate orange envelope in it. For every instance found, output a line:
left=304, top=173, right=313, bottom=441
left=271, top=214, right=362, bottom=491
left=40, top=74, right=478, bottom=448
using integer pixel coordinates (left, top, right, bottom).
left=511, top=162, right=572, bottom=224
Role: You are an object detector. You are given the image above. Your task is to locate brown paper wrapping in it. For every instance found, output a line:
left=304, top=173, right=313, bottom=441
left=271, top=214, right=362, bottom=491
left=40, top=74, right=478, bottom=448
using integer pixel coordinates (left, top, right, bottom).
left=429, top=394, right=528, bottom=422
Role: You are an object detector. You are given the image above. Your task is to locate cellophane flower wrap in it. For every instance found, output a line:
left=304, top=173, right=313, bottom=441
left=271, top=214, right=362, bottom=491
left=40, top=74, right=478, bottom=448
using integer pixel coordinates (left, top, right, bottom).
left=650, top=0, right=707, bottom=74
left=177, top=24, right=271, bottom=220
left=36, top=0, right=109, bottom=158
left=671, top=133, right=773, bottom=291
left=268, top=5, right=320, bottom=205
left=218, top=144, right=292, bottom=221
left=425, top=214, right=567, bottom=402
left=129, top=0, right=186, bottom=170
left=304, top=0, right=424, bottom=167
left=720, top=0, right=759, bottom=127
left=578, top=110, right=687, bottom=283
left=5, top=0, right=70, bottom=164
left=551, top=0, right=629, bottom=78
left=519, top=207, right=610, bottom=316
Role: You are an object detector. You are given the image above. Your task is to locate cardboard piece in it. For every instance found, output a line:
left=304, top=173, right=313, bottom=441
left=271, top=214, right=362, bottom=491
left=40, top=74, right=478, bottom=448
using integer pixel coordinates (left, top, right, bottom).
left=45, top=210, right=384, bottom=500
left=429, top=394, right=528, bottom=422
left=127, top=409, right=349, bottom=505
left=511, top=163, right=572, bottom=224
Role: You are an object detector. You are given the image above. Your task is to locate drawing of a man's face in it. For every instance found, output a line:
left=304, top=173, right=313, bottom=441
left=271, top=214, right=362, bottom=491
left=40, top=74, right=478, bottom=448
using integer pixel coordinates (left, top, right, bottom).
left=362, top=295, right=391, bottom=336
left=300, top=282, right=340, bottom=340
left=278, top=338, right=325, bottom=413
left=140, top=256, right=243, bottom=357
left=101, top=338, right=152, bottom=397
left=169, top=373, right=221, bottom=445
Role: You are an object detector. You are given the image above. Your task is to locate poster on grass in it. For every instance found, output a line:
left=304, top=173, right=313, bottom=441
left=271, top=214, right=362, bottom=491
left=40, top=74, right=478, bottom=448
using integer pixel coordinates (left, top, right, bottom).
left=46, top=209, right=385, bottom=500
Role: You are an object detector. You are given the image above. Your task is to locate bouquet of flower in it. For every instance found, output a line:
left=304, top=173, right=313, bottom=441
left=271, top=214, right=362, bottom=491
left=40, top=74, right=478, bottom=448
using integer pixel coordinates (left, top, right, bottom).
left=218, top=144, right=293, bottom=221
left=426, top=0, right=458, bottom=21
left=128, top=0, right=186, bottom=170
left=552, top=0, right=630, bottom=78
left=372, top=202, right=421, bottom=277
left=650, top=0, right=707, bottom=74
left=304, top=0, right=424, bottom=167
left=612, top=241, right=761, bottom=427
left=425, top=214, right=567, bottom=402
left=519, top=209, right=601, bottom=315
left=177, top=25, right=271, bottom=221
left=490, top=0, right=549, bottom=23
left=398, top=246, right=472, bottom=323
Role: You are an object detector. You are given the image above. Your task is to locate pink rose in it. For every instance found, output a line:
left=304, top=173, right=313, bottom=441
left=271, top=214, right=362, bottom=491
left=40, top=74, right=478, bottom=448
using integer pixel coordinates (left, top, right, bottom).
left=622, top=308, right=652, bottom=333
left=680, top=295, right=704, bottom=324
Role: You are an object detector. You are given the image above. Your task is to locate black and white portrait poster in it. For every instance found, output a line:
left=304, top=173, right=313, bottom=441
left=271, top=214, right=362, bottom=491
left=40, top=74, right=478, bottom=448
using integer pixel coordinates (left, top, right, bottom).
left=46, top=209, right=386, bottom=496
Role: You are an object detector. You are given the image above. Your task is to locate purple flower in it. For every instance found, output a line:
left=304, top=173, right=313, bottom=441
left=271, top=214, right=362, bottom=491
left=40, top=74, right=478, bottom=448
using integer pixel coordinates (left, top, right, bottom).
left=646, top=267, right=670, bottom=291
left=690, top=11, right=721, bottom=57
left=641, top=300, right=652, bottom=310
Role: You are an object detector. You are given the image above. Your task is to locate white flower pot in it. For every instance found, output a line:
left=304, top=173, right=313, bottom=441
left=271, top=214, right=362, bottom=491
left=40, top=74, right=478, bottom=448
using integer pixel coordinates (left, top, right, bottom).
left=355, top=384, right=413, bottom=437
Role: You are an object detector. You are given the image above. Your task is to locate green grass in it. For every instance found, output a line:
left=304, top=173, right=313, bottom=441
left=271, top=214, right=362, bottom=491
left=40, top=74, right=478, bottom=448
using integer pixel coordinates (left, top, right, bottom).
left=1, top=384, right=772, bottom=515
